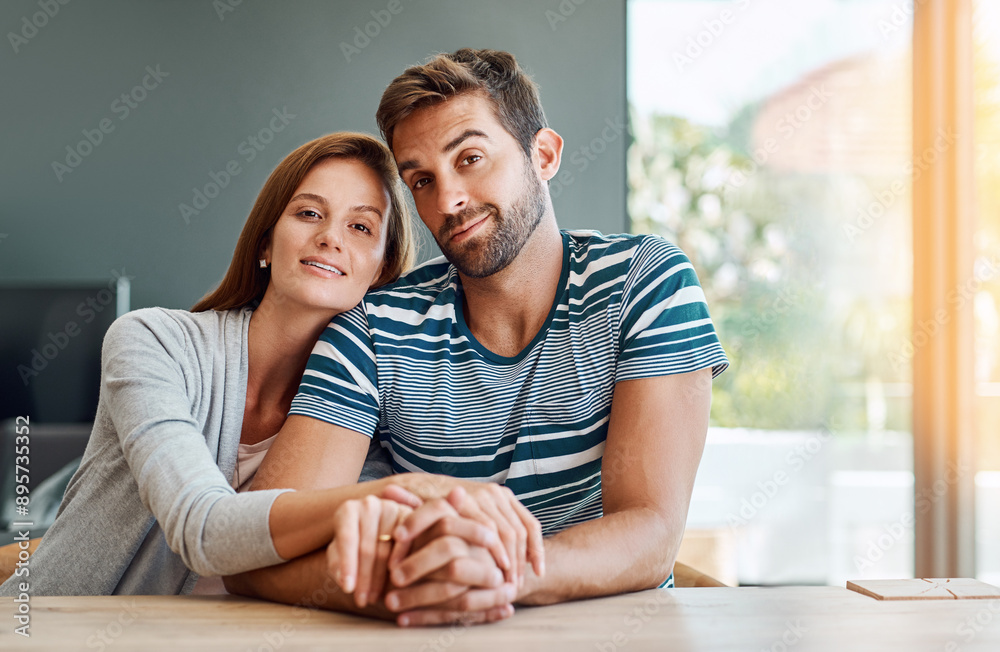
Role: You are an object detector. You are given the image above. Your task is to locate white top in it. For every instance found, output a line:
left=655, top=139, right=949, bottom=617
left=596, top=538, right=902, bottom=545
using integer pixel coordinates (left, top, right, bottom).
left=232, top=433, right=279, bottom=493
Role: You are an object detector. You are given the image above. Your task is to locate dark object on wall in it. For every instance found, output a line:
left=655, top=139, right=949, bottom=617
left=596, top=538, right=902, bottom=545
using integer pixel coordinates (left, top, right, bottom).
left=0, top=279, right=129, bottom=424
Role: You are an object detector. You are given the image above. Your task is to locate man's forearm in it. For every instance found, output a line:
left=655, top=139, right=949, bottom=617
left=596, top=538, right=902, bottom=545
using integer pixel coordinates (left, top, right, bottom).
left=516, top=507, right=678, bottom=606
left=224, top=549, right=395, bottom=620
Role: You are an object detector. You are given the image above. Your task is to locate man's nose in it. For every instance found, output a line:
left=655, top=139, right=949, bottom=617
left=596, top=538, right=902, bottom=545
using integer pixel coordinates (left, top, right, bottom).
left=435, top=172, right=469, bottom=216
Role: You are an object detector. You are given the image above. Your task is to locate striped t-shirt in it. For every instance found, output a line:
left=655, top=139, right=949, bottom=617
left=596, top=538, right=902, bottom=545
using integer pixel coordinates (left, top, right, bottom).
left=290, top=230, right=728, bottom=537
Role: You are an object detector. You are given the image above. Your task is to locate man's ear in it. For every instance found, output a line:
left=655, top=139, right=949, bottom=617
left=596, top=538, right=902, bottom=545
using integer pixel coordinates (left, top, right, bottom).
left=533, top=128, right=563, bottom=182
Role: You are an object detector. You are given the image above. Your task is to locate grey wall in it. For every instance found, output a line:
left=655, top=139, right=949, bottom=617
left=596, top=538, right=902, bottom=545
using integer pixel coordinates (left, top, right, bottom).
left=0, top=0, right=627, bottom=310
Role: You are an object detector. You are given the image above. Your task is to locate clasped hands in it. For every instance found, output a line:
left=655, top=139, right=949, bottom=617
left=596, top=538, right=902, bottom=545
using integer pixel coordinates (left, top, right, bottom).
left=327, top=478, right=544, bottom=627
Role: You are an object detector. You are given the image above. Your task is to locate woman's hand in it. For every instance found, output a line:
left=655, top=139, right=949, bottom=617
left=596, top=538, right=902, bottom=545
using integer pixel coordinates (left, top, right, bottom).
left=327, top=495, right=412, bottom=608
left=327, top=485, right=506, bottom=612
left=383, top=479, right=545, bottom=589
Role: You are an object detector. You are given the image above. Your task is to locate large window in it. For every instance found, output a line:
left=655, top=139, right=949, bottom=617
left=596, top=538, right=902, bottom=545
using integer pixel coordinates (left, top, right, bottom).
left=974, top=0, right=1000, bottom=587
left=628, top=0, right=915, bottom=585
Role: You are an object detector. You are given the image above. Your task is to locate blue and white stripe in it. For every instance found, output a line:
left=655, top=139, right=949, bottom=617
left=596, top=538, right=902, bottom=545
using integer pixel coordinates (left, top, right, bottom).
left=290, top=231, right=728, bottom=536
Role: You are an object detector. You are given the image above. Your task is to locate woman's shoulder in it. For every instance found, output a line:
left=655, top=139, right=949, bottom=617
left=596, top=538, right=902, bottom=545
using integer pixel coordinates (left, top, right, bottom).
left=104, top=307, right=251, bottom=356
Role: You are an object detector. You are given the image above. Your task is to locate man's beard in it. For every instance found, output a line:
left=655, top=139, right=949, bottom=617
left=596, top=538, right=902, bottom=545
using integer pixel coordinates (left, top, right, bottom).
left=434, top=166, right=548, bottom=279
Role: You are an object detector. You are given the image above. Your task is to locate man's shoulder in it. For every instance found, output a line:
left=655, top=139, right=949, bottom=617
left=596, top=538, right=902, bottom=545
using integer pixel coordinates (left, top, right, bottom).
left=564, top=229, right=688, bottom=273
left=344, top=257, right=459, bottom=335
left=364, top=255, right=455, bottom=306
left=322, top=257, right=459, bottom=354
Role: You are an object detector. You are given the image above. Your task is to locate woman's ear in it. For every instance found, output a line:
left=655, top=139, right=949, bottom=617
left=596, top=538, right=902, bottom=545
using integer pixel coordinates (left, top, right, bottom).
left=534, top=128, right=564, bottom=182
left=369, top=262, right=388, bottom=289
left=259, top=235, right=272, bottom=267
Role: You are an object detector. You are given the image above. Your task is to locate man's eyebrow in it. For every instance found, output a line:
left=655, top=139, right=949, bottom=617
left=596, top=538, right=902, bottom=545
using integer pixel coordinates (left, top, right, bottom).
left=443, top=129, right=489, bottom=153
left=397, top=159, right=419, bottom=174
left=396, top=129, right=491, bottom=175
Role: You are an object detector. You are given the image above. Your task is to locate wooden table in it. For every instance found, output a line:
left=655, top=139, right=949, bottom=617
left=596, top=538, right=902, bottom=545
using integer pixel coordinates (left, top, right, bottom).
left=3, top=587, right=1000, bottom=651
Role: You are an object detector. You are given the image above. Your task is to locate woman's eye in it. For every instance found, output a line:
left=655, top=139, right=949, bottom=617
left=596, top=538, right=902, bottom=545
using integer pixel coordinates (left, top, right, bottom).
left=298, top=210, right=320, bottom=219
left=351, top=224, right=372, bottom=234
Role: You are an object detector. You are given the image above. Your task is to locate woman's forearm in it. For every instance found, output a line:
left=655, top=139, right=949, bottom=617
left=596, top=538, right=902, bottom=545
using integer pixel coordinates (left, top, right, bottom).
left=267, top=477, right=392, bottom=560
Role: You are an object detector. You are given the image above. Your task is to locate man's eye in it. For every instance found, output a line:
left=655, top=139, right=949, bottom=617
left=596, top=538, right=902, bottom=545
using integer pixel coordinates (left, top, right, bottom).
left=412, top=178, right=430, bottom=189
left=461, top=155, right=482, bottom=166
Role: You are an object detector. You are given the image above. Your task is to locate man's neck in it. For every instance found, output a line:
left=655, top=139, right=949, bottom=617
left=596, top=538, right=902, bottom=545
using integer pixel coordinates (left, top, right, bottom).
left=458, top=217, right=564, bottom=358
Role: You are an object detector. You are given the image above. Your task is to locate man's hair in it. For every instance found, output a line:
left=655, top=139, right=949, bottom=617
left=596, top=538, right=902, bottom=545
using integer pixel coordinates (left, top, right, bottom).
left=376, top=48, right=548, bottom=159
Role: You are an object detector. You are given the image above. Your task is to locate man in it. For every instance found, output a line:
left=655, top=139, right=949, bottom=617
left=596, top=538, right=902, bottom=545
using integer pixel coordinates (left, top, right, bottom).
left=229, top=48, right=727, bottom=623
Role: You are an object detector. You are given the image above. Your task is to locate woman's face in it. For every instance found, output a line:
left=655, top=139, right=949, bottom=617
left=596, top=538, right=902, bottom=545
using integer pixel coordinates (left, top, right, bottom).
left=261, top=157, right=390, bottom=316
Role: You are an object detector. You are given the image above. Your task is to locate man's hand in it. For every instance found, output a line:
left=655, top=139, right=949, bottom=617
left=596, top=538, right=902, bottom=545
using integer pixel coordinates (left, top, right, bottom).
left=327, top=487, right=516, bottom=625
left=386, top=510, right=518, bottom=627
left=383, top=479, right=545, bottom=588
left=388, top=544, right=517, bottom=627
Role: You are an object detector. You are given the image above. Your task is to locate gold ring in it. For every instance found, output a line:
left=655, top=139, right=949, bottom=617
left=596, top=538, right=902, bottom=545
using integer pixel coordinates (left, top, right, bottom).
left=377, top=534, right=392, bottom=542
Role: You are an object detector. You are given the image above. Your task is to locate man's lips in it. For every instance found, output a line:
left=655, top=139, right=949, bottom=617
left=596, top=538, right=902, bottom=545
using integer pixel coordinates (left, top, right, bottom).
left=449, top=213, right=490, bottom=243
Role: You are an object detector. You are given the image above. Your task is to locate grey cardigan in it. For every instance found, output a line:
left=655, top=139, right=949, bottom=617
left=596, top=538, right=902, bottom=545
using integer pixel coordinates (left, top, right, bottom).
left=0, top=307, right=390, bottom=596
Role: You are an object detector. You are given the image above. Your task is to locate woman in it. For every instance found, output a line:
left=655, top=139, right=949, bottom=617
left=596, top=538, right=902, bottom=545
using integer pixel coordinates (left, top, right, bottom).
left=0, top=134, right=505, bottom=619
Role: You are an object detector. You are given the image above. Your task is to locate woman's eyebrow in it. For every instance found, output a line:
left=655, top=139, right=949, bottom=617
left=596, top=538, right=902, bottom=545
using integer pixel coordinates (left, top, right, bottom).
left=288, top=193, right=329, bottom=207
left=349, top=204, right=384, bottom=220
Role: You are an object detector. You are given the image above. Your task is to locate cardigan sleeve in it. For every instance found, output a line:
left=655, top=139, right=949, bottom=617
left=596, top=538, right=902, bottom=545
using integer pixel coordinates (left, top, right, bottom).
left=100, top=309, right=292, bottom=577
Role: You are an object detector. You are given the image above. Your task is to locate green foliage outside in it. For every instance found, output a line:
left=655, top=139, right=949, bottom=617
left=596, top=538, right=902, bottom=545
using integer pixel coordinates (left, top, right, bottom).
left=627, top=109, right=911, bottom=432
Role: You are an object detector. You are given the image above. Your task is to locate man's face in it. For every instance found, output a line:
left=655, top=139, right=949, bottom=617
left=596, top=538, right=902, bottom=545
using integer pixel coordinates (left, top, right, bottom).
left=392, top=93, right=547, bottom=278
